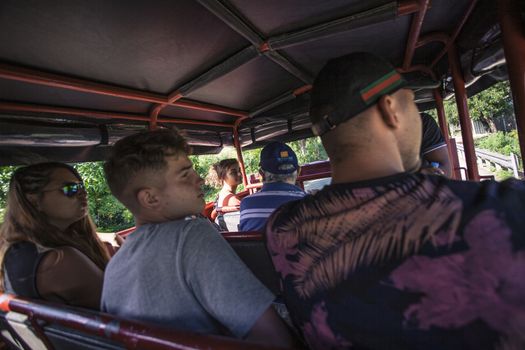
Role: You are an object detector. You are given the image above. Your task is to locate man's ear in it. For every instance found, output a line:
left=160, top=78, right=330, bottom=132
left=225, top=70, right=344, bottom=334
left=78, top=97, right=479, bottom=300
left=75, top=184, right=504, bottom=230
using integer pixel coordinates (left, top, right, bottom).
left=136, top=188, right=161, bottom=210
left=377, top=94, right=399, bottom=129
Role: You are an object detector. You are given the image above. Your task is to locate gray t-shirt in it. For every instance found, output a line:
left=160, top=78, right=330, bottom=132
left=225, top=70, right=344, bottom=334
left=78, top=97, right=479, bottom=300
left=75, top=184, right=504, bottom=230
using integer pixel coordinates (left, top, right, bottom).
left=101, top=217, right=274, bottom=338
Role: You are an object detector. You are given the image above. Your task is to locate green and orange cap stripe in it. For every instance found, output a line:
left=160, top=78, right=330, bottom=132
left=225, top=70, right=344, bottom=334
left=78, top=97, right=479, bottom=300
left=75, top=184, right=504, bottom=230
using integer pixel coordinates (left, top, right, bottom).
left=360, top=70, right=404, bottom=104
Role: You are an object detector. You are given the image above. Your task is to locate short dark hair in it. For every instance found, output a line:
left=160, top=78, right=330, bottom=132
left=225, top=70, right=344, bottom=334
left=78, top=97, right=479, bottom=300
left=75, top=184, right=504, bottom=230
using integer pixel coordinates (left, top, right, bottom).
left=104, top=129, right=190, bottom=203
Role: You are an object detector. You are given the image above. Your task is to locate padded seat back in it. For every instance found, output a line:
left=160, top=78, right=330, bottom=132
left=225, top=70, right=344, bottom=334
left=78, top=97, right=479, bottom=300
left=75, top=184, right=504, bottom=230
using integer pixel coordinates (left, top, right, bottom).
left=223, top=232, right=280, bottom=295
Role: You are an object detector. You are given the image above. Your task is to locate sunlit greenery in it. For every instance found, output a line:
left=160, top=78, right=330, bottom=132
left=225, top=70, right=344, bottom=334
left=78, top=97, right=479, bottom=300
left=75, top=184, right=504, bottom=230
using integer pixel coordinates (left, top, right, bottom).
left=474, top=130, right=522, bottom=171
left=74, top=163, right=134, bottom=232
left=0, top=137, right=327, bottom=231
left=428, top=81, right=513, bottom=132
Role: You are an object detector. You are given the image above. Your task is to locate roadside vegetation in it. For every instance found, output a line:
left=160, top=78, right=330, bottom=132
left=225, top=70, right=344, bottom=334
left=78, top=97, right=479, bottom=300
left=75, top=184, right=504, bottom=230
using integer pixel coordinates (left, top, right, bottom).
left=474, top=130, right=521, bottom=159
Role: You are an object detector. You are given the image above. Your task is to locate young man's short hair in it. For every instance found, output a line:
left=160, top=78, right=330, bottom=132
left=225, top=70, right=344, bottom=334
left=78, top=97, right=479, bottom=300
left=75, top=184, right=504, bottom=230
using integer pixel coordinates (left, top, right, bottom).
left=104, top=128, right=190, bottom=207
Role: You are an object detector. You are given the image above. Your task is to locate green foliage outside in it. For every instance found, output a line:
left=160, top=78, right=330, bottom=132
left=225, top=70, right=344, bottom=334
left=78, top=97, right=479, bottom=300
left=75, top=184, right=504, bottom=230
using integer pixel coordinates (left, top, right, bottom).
left=474, top=130, right=523, bottom=172
left=474, top=130, right=521, bottom=157
left=74, top=163, right=134, bottom=233
left=428, top=81, right=513, bottom=131
left=0, top=166, right=17, bottom=223
left=0, top=137, right=326, bottom=231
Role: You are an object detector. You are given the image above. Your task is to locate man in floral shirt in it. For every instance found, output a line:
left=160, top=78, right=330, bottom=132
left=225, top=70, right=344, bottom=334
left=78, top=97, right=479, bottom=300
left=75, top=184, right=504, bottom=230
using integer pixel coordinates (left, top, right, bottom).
left=266, top=52, right=525, bottom=350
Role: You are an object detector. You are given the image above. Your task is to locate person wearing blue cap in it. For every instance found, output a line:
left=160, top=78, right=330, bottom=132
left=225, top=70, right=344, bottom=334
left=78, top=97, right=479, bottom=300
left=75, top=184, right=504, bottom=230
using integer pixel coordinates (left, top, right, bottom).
left=239, top=142, right=305, bottom=232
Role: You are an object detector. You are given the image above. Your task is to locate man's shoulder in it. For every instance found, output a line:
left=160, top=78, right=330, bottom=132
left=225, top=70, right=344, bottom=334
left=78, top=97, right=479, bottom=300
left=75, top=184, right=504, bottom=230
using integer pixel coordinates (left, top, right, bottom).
left=137, top=217, right=212, bottom=234
left=114, top=218, right=215, bottom=254
left=267, top=175, right=525, bottom=228
left=266, top=193, right=313, bottom=229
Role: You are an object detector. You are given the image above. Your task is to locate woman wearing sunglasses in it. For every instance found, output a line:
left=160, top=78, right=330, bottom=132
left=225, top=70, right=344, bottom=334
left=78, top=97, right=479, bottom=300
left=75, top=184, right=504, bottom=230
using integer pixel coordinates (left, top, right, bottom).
left=0, top=162, right=109, bottom=309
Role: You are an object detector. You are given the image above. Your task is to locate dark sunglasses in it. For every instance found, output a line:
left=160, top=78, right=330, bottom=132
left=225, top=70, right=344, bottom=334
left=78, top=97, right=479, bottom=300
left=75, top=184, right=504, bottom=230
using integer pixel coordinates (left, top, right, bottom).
left=42, top=182, right=85, bottom=197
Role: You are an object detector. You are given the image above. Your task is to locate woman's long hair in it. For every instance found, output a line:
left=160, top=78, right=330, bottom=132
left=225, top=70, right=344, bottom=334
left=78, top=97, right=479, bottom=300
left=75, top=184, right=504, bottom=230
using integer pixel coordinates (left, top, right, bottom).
left=205, top=158, right=239, bottom=188
left=0, top=162, right=110, bottom=291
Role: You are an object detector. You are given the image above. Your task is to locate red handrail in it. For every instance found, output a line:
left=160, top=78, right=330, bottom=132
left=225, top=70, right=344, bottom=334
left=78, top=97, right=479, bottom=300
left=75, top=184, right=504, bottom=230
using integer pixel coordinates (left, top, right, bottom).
left=0, top=294, right=283, bottom=350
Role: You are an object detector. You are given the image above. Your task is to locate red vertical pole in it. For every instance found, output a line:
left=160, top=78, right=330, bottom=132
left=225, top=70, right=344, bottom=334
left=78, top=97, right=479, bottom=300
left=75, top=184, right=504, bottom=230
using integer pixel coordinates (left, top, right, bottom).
left=433, top=89, right=461, bottom=179
left=498, top=0, right=525, bottom=170
left=448, top=44, right=479, bottom=181
left=233, top=118, right=249, bottom=186
left=433, top=89, right=450, bottom=141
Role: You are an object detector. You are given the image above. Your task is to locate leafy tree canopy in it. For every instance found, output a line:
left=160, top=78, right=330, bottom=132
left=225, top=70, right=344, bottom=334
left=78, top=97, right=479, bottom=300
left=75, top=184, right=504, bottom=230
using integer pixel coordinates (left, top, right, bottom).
left=428, top=81, right=513, bottom=130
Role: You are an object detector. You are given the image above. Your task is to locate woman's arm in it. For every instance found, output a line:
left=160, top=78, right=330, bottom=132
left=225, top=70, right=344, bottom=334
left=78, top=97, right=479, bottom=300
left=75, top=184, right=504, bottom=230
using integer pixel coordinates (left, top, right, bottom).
left=36, top=246, right=104, bottom=309
left=225, top=194, right=241, bottom=208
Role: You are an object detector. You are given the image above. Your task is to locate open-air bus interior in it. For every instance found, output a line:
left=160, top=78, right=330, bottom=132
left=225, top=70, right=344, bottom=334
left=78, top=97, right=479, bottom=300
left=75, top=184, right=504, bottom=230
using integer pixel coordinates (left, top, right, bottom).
left=1, top=0, right=524, bottom=348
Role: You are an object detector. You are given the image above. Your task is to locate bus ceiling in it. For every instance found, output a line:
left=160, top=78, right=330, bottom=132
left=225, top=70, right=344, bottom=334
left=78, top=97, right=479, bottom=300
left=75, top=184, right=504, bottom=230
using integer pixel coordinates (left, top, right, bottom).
left=0, top=0, right=523, bottom=179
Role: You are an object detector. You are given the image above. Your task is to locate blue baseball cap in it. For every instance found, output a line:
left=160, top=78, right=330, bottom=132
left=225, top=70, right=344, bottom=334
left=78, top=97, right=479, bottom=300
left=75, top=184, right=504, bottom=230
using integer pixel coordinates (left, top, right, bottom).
left=259, top=142, right=299, bottom=174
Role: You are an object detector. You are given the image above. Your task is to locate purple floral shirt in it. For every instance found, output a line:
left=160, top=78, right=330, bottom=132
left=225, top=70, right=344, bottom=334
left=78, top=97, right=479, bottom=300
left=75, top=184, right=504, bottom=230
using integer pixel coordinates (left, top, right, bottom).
left=266, top=173, right=525, bottom=350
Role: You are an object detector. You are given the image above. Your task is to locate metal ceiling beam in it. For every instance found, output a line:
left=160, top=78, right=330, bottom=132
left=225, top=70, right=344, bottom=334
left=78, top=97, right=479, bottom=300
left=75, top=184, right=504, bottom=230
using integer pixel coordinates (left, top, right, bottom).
left=148, top=46, right=257, bottom=129
left=0, top=63, right=248, bottom=119
left=197, top=0, right=264, bottom=45
left=265, top=1, right=403, bottom=51
left=416, top=32, right=449, bottom=47
left=0, top=102, right=234, bottom=129
left=403, top=0, right=430, bottom=69
left=431, top=0, right=478, bottom=68
left=238, top=0, right=421, bottom=122
left=0, top=63, right=166, bottom=104
left=250, top=85, right=311, bottom=118
left=178, top=46, right=259, bottom=96
left=198, top=0, right=313, bottom=84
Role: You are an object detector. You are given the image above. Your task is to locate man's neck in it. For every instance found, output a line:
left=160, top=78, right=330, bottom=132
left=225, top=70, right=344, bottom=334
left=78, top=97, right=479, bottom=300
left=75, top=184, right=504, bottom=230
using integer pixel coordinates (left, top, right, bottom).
left=134, top=213, right=187, bottom=227
left=330, top=151, right=405, bottom=184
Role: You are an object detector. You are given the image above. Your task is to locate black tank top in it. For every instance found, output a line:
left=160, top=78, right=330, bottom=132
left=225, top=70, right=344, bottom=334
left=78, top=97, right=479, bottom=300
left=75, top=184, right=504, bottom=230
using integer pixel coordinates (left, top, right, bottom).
left=4, top=242, right=45, bottom=299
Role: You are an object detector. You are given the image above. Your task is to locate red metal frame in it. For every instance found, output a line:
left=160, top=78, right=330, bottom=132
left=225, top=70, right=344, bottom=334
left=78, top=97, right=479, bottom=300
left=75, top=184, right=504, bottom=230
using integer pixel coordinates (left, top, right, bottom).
left=430, top=0, right=478, bottom=68
left=433, top=90, right=450, bottom=141
left=0, top=0, right=487, bottom=183
left=233, top=117, right=249, bottom=186
left=448, top=44, right=479, bottom=181
left=403, top=0, right=430, bottom=69
left=397, top=0, right=422, bottom=16
left=0, top=63, right=165, bottom=104
left=149, top=92, right=184, bottom=130
left=448, top=138, right=463, bottom=180
left=0, top=294, right=277, bottom=350
left=0, top=102, right=234, bottom=129
left=0, top=63, right=248, bottom=120
left=498, top=0, right=525, bottom=169
left=433, top=89, right=461, bottom=179
left=416, top=32, right=449, bottom=47
left=403, top=0, right=481, bottom=180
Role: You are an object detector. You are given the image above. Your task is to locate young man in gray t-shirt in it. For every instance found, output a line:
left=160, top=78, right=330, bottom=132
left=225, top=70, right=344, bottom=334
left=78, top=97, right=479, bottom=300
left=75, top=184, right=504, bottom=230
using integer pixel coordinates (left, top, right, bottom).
left=102, top=129, right=294, bottom=347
